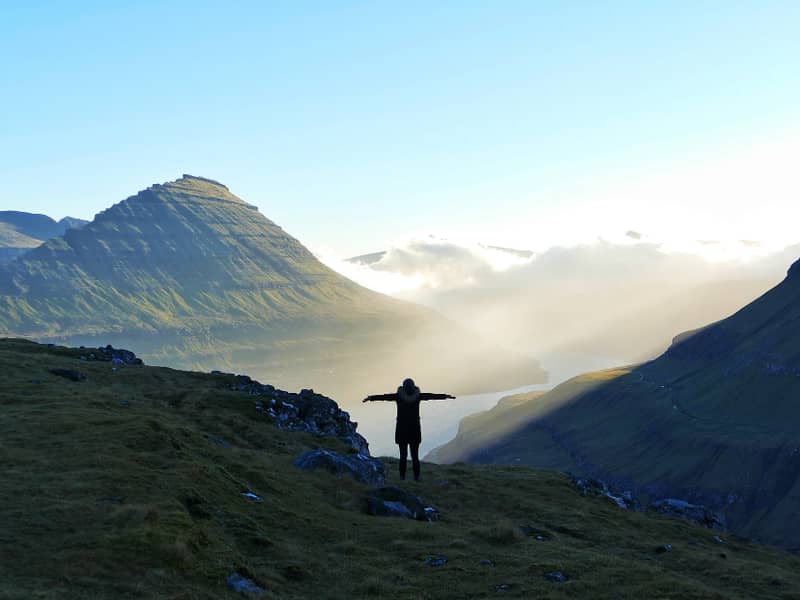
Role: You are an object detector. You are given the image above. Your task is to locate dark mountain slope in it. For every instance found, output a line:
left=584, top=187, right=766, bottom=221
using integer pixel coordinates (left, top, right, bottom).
left=2, top=338, right=799, bottom=599
left=0, top=175, right=542, bottom=401
left=429, top=258, right=800, bottom=549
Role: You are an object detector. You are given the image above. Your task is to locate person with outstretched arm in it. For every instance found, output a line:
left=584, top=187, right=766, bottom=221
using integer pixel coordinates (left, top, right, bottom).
left=363, top=378, right=455, bottom=481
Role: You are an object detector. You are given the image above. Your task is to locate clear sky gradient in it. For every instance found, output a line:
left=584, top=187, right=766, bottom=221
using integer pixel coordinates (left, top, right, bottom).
left=1, top=1, right=798, bottom=256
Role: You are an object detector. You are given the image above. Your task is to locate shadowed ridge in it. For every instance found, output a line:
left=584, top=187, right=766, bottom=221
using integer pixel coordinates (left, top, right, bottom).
left=788, top=257, right=800, bottom=280
left=432, top=255, right=800, bottom=550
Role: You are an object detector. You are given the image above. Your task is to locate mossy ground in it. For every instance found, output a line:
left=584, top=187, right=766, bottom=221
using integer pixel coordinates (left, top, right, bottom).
left=1, top=339, right=799, bottom=599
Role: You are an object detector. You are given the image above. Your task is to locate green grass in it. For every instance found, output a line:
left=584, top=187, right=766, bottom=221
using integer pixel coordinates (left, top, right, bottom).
left=1, top=339, right=799, bottom=599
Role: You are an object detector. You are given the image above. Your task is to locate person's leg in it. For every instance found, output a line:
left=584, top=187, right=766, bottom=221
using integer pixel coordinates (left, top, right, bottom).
left=398, top=443, right=408, bottom=480
left=410, top=443, right=421, bottom=481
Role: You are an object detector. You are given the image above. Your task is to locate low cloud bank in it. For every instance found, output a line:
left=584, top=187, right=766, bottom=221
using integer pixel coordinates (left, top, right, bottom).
left=325, top=237, right=800, bottom=364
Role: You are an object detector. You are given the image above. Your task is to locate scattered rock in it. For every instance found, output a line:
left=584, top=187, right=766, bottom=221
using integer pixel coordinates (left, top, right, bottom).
left=479, top=559, right=495, bottom=567
left=572, top=476, right=640, bottom=510
left=204, top=434, right=230, bottom=448
left=79, top=345, right=143, bottom=366
left=49, top=368, right=86, bottom=382
left=544, top=571, right=568, bottom=583
left=712, top=535, right=726, bottom=544
left=370, top=500, right=413, bottom=519
left=366, top=486, right=439, bottom=521
left=242, top=492, right=263, bottom=503
left=650, top=499, right=726, bottom=530
left=226, top=572, right=266, bottom=595
left=119, top=400, right=130, bottom=408
left=656, top=544, right=673, bottom=554
left=294, top=450, right=385, bottom=486
left=422, top=555, right=447, bottom=567
left=97, top=496, right=125, bottom=504
left=518, top=525, right=552, bottom=540
left=98, top=345, right=143, bottom=365
left=493, top=584, right=513, bottom=592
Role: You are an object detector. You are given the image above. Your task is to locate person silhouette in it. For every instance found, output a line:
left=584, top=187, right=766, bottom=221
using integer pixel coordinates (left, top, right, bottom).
left=363, top=378, right=455, bottom=481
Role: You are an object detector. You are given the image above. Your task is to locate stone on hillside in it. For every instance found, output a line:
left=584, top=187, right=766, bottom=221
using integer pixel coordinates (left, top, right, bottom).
left=518, top=525, right=552, bottom=540
left=572, top=475, right=640, bottom=510
left=369, top=500, right=413, bottom=519
left=80, top=345, right=144, bottom=365
left=226, top=572, right=266, bottom=595
left=493, top=583, right=513, bottom=592
left=294, top=450, right=385, bottom=485
left=49, top=368, right=87, bottom=382
left=544, top=571, right=568, bottom=583
left=422, top=555, right=447, bottom=567
left=247, top=384, right=370, bottom=455
left=656, top=544, right=673, bottom=554
left=366, top=486, right=439, bottom=521
left=650, top=498, right=726, bottom=530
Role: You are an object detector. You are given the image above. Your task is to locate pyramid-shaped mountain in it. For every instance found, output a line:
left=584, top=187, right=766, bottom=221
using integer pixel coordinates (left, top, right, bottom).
left=0, top=175, right=543, bottom=400
left=430, top=257, right=800, bottom=549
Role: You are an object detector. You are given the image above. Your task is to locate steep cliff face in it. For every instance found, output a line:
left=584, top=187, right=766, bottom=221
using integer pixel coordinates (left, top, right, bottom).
left=0, top=175, right=543, bottom=400
left=430, top=258, right=800, bottom=549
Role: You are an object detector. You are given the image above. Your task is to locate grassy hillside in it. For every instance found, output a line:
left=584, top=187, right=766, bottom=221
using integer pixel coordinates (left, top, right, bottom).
left=430, top=259, right=800, bottom=550
left=0, top=175, right=543, bottom=401
left=2, top=338, right=800, bottom=599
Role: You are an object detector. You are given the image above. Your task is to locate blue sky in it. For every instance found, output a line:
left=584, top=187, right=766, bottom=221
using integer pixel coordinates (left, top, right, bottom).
left=1, top=1, right=798, bottom=256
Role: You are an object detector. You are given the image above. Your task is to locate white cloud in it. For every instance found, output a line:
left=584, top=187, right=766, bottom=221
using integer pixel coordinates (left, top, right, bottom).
left=323, top=236, right=798, bottom=364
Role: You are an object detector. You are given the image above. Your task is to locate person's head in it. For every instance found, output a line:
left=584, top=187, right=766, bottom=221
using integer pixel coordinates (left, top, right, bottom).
left=402, top=378, right=416, bottom=394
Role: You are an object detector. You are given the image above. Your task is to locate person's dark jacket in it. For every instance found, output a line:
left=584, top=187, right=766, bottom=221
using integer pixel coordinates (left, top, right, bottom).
left=363, top=385, right=454, bottom=444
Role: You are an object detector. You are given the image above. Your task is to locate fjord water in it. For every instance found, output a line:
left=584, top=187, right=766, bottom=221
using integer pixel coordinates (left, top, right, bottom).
left=355, top=352, right=621, bottom=458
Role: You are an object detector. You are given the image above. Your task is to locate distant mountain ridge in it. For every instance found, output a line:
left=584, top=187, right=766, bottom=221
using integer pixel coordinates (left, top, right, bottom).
left=429, top=257, right=800, bottom=549
left=0, top=210, right=88, bottom=264
left=0, top=175, right=543, bottom=400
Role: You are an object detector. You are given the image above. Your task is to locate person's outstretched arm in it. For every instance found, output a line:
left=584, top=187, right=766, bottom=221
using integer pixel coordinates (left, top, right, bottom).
left=362, top=392, right=399, bottom=403
left=419, top=392, right=456, bottom=401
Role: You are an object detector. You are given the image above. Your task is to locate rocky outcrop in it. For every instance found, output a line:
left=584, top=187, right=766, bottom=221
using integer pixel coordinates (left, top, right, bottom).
left=294, top=450, right=385, bottom=486
left=573, top=475, right=726, bottom=531
left=366, top=486, right=440, bottom=521
left=572, top=475, right=640, bottom=511
left=79, top=345, right=144, bottom=366
left=227, top=377, right=370, bottom=455
left=650, top=498, right=726, bottom=530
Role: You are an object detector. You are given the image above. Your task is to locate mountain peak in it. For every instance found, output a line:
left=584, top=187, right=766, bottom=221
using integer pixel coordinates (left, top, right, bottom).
left=178, top=174, right=229, bottom=190
left=137, top=174, right=251, bottom=208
